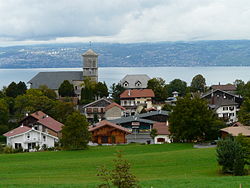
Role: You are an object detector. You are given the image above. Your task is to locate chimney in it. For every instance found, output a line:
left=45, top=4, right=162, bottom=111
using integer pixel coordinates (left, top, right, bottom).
left=128, top=90, right=131, bottom=96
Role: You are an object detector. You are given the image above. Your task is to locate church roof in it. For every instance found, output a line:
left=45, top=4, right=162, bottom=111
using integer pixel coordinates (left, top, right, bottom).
left=120, top=74, right=150, bottom=89
left=82, top=49, right=98, bottom=56
left=28, top=71, right=83, bottom=89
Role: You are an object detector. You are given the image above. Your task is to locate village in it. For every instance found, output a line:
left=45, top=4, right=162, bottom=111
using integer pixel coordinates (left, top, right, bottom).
left=1, top=48, right=249, bottom=150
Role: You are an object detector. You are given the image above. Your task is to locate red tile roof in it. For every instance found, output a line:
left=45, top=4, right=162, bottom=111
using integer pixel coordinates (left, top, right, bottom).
left=4, top=126, right=31, bottom=137
left=31, top=111, right=63, bottom=132
left=153, top=122, right=170, bottom=135
left=89, top=120, right=130, bottom=134
left=30, top=111, right=47, bottom=120
left=120, top=89, right=155, bottom=98
left=105, top=103, right=126, bottom=111
left=211, top=84, right=236, bottom=91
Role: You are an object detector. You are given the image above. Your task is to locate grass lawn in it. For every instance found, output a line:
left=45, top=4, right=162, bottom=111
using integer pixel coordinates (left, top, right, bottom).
left=0, top=143, right=249, bottom=187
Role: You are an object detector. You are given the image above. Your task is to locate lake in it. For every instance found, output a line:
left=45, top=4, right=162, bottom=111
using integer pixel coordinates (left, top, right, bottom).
left=0, top=66, right=250, bottom=89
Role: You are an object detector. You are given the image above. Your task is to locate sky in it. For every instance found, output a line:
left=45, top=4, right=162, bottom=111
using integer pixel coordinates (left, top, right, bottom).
left=0, top=0, right=250, bottom=46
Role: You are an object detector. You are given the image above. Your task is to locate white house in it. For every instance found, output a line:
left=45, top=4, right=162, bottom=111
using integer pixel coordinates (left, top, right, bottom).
left=4, top=125, right=59, bottom=151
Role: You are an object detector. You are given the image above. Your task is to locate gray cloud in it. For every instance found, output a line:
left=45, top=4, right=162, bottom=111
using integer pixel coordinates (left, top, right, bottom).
left=0, top=0, right=250, bottom=45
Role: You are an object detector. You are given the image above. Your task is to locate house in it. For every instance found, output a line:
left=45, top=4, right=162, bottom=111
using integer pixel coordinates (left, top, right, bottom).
left=210, top=84, right=236, bottom=94
left=120, top=89, right=155, bottom=115
left=20, top=111, right=64, bottom=137
left=153, top=122, right=171, bottom=144
left=104, top=102, right=126, bottom=120
left=110, top=110, right=169, bottom=144
left=3, top=125, right=59, bottom=151
left=89, top=120, right=130, bottom=144
left=82, top=98, right=112, bottom=121
left=220, top=122, right=250, bottom=138
left=28, top=48, right=99, bottom=98
left=120, top=74, right=150, bottom=89
left=201, top=89, right=243, bottom=124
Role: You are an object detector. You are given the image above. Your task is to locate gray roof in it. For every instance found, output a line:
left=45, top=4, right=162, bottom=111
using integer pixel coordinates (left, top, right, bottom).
left=138, top=110, right=169, bottom=118
left=82, top=98, right=112, bottom=109
left=201, top=89, right=242, bottom=99
left=209, top=98, right=238, bottom=110
left=28, top=71, right=83, bottom=89
left=110, top=115, right=156, bottom=125
left=120, top=74, right=150, bottom=89
left=82, top=49, right=98, bottom=56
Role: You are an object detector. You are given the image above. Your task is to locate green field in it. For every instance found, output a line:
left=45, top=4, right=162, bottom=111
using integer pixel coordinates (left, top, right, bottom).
left=0, top=144, right=249, bottom=188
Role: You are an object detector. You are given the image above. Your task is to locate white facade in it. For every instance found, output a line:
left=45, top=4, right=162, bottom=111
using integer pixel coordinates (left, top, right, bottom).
left=216, top=105, right=237, bottom=123
left=6, top=129, right=58, bottom=151
left=154, top=135, right=171, bottom=144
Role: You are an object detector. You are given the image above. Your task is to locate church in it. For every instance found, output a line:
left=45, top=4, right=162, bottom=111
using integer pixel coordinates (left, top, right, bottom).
left=28, top=48, right=99, bottom=98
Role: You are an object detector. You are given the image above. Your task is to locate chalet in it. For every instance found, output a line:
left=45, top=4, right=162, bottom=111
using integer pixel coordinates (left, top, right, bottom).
left=201, top=89, right=243, bottom=123
left=120, top=74, right=150, bottom=89
left=110, top=110, right=169, bottom=143
left=89, top=120, right=130, bottom=144
left=82, top=98, right=112, bottom=121
left=120, top=89, right=155, bottom=115
left=153, top=122, right=171, bottom=144
left=104, top=102, right=126, bottom=120
left=220, top=122, right=250, bottom=138
left=20, top=111, right=64, bottom=137
left=3, top=125, right=59, bottom=151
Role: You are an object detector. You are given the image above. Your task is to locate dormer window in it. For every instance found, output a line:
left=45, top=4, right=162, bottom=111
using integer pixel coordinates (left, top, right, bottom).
left=123, top=81, right=129, bottom=87
left=135, top=81, right=142, bottom=87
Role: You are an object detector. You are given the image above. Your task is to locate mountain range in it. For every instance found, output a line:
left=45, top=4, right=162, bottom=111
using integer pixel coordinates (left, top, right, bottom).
left=0, top=40, right=250, bottom=68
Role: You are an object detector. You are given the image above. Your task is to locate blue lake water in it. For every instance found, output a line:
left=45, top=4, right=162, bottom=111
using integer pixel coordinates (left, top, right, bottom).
left=0, top=66, right=250, bottom=89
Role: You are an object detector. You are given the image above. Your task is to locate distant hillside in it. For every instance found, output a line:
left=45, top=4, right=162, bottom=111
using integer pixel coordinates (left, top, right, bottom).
left=1, top=40, right=250, bottom=68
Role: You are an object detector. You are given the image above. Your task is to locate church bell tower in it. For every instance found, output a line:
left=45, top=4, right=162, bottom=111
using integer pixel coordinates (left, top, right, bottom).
left=82, top=48, right=98, bottom=82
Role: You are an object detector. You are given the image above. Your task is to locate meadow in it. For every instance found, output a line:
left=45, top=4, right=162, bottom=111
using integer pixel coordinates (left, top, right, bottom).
left=0, top=143, right=249, bottom=188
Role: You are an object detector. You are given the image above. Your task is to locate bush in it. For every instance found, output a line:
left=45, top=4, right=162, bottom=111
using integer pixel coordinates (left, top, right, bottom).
left=97, top=151, right=140, bottom=188
left=217, top=137, right=247, bottom=175
left=3, top=146, right=15, bottom=154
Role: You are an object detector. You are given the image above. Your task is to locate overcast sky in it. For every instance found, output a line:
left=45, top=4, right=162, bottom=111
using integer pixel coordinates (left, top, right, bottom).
left=0, top=0, right=250, bottom=46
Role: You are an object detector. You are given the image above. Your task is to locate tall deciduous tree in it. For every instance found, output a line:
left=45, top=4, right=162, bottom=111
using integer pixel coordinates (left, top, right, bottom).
left=191, top=74, right=206, bottom=92
left=58, top=80, right=75, bottom=97
left=61, top=112, right=90, bottom=150
left=147, top=78, right=167, bottom=101
left=167, top=79, right=187, bottom=97
left=81, top=78, right=96, bottom=104
left=38, top=85, right=57, bottom=100
left=169, top=95, right=224, bottom=142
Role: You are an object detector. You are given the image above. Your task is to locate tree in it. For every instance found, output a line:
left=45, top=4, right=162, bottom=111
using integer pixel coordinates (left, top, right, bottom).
left=81, top=78, right=96, bottom=104
left=147, top=78, right=168, bottom=101
left=95, top=82, right=109, bottom=98
left=167, top=79, right=187, bottom=97
left=110, top=83, right=125, bottom=104
left=38, top=85, right=57, bottom=100
left=217, top=137, right=247, bottom=176
left=169, top=95, right=224, bottom=142
left=234, top=79, right=245, bottom=96
left=238, top=98, right=250, bottom=126
left=5, top=81, right=27, bottom=98
left=97, top=151, right=140, bottom=188
left=190, top=74, right=206, bottom=93
left=61, top=112, right=90, bottom=150
left=58, top=80, right=75, bottom=97
left=0, top=99, right=9, bottom=135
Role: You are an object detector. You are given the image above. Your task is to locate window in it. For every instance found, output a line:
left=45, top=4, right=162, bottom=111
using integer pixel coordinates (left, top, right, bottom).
left=87, top=108, right=92, bottom=113
left=223, top=107, right=228, bottom=111
left=93, top=108, right=98, bottom=113
left=43, top=135, right=46, bottom=142
left=229, top=106, right=234, bottom=111
left=15, top=143, right=22, bottom=149
left=27, top=134, right=30, bottom=139
left=75, top=86, right=78, bottom=90
left=157, top=138, right=165, bottom=142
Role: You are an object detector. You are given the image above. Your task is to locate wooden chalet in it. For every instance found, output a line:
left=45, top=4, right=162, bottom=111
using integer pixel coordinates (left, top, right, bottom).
left=89, top=120, right=130, bottom=144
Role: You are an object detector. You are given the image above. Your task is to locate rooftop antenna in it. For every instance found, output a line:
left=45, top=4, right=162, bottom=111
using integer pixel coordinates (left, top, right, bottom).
left=89, top=41, right=92, bottom=49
